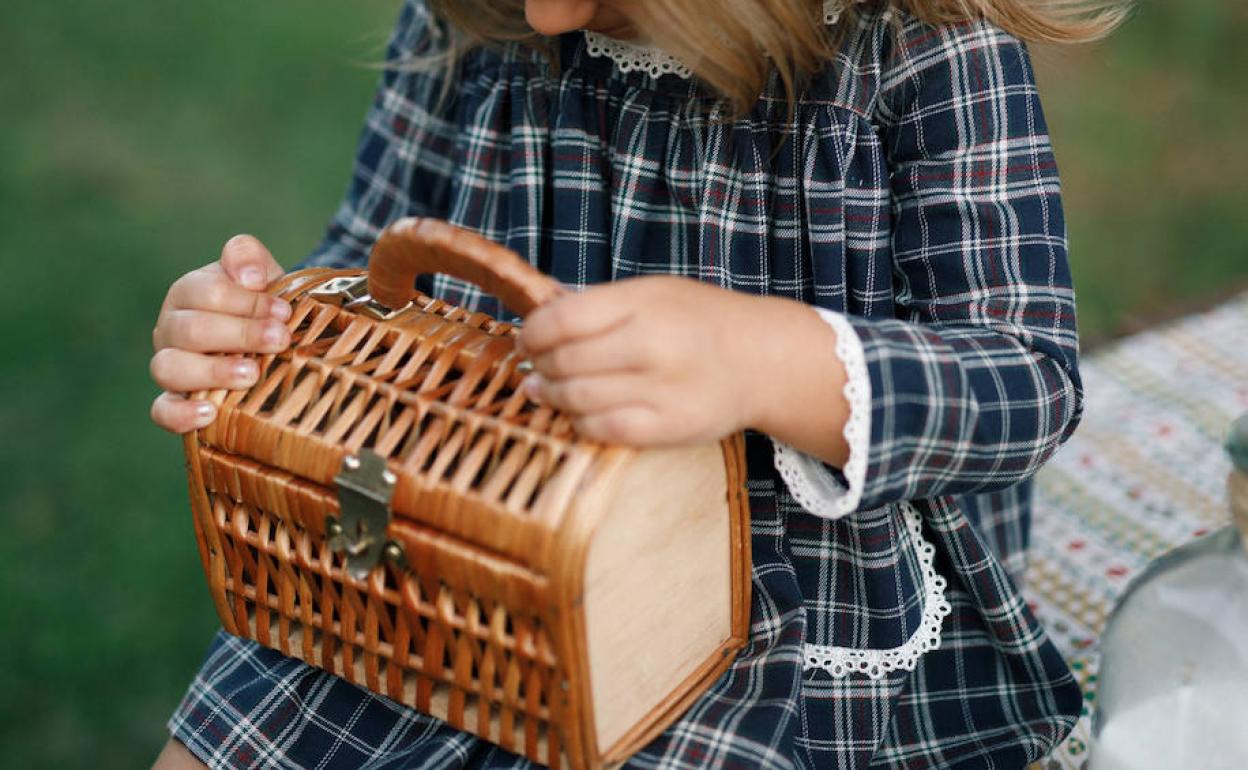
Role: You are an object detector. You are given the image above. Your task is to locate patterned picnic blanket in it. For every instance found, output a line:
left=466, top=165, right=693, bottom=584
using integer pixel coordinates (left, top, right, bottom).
left=1027, top=292, right=1248, bottom=768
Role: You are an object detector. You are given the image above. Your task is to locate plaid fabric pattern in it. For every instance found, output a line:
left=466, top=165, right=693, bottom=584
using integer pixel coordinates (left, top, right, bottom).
left=171, top=2, right=1083, bottom=767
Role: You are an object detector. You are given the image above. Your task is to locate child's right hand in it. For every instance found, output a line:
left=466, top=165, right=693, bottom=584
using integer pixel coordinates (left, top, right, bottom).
left=149, top=235, right=291, bottom=434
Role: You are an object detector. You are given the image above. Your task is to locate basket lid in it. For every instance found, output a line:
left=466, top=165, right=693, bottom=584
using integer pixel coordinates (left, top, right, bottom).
left=194, top=222, right=625, bottom=568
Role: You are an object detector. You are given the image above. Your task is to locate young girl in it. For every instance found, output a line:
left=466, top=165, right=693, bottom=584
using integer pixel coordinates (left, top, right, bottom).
left=150, top=0, right=1122, bottom=766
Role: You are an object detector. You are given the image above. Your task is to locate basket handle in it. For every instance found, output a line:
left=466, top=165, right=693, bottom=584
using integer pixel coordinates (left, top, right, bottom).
left=367, top=217, right=565, bottom=318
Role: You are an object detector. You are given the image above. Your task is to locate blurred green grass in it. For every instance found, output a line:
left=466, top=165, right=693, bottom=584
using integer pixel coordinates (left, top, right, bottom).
left=0, top=2, right=398, bottom=767
left=0, top=1, right=1244, bottom=767
left=1034, top=0, right=1248, bottom=339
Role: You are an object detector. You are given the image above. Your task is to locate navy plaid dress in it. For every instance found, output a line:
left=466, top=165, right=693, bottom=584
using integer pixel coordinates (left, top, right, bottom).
left=170, top=2, right=1084, bottom=767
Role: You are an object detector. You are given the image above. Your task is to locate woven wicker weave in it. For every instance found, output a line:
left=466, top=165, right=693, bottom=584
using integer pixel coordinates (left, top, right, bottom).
left=184, top=219, right=752, bottom=770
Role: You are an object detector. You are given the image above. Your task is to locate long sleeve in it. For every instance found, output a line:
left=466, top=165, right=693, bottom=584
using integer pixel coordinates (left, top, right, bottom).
left=300, top=0, right=456, bottom=269
left=857, top=18, right=1083, bottom=509
left=794, top=18, right=1083, bottom=516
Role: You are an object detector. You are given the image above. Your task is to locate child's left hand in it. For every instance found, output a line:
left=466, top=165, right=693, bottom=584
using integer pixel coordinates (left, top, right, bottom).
left=517, top=276, right=769, bottom=445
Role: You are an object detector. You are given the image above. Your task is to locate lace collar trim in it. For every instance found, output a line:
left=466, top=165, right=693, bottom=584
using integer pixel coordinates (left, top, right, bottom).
left=583, top=0, right=853, bottom=80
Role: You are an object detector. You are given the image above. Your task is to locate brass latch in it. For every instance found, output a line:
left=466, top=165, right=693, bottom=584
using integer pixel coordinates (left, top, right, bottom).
left=310, top=275, right=413, bottom=321
left=326, top=450, right=405, bottom=580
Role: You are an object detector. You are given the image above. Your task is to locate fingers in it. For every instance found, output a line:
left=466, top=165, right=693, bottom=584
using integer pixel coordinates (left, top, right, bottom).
left=528, top=331, right=650, bottom=379
left=218, top=234, right=285, bottom=291
left=165, top=267, right=291, bottom=320
left=153, top=310, right=290, bottom=353
left=524, top=372, right=651, bottom=414
left=150, top=391, right=217, bottom=434
left=150, top=348, right=260, bottom=392
left=524, top=374, right=672, bottom=444
left=149, top=234, right=285, bottom=436
left=518, top=290, right=634, bottom=357
left=574, top=406, right=665, bottom=445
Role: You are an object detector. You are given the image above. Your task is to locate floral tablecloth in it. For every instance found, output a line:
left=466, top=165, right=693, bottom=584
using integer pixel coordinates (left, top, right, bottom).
left=1026, top=292, right=1248, bottom=768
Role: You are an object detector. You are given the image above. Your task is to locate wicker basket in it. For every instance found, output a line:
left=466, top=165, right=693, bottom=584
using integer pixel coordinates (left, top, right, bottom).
left=183, top=218, right=752, bottom=770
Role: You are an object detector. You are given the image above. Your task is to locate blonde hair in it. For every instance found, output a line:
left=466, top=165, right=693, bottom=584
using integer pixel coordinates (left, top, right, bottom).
left=426, top=0, right=1128, bottom=116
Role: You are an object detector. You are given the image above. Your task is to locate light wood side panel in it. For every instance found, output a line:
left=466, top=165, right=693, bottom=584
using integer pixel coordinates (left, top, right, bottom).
left=581, top=443, right=733, bottom=752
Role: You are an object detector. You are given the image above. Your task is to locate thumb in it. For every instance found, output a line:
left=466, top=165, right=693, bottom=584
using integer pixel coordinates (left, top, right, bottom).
left=219, top=234, right=285, bottom=291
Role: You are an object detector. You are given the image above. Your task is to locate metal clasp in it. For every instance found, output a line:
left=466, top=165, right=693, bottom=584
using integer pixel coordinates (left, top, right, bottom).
left=310, top=275, right=413, bottom=321
left=326, top=450, right=404, bottom=580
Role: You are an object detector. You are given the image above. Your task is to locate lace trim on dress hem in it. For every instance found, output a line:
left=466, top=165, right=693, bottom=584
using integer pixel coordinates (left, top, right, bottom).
left=802, top=502, right=953, bottom=679
left=583, top=0, right=855, bottom=80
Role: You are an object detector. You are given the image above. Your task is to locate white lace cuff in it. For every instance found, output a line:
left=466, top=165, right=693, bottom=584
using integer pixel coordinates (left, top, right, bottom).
left=772, top=308, right=870, bottom=521
left=803, top=502, right=952, bottom=679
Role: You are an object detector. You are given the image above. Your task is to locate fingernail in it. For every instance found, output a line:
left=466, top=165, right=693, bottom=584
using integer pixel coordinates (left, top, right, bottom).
left=521, top=373, right=543, bottom=401
left=263, top=322, right=287, bottom=348
left=234, top=359, right=258, bottom=384
left=239, top=267, right=265, bottom=290
left=194, top=401, right=217, bottom=425
left=269, top=299, right=292, bottom=321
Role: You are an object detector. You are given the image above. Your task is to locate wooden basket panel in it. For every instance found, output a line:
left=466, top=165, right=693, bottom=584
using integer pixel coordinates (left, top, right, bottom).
left=194, top=273, right=610, bottom=563
left=183, top=266, right=752, bottom=770
left=195, top=447, right=571, bottom=768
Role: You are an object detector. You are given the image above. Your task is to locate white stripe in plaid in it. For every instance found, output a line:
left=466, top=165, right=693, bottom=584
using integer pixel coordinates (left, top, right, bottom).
left=171, top=3, right=1084, bottom=767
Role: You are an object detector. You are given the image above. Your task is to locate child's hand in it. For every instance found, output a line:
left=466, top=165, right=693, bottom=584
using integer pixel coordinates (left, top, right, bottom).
left=516, top=276, right=766, bottom=446
left=149, top=235, right=289, bottom=434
